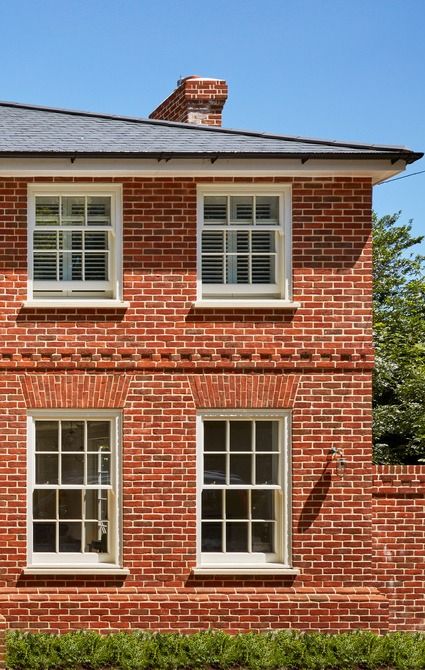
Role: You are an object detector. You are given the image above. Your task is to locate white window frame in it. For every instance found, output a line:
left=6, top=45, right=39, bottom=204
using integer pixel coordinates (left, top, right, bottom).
left=26, top=410, right=123, bottom=573
left=26, top=183, right=125, bottom=308
left=196, top=184, right=293, bottom=308
left=196, top=410, right=293, bottom=573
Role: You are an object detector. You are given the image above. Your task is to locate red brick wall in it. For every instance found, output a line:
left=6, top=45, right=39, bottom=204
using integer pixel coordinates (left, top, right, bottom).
left=0, top=175, right=388, bottom=632
left=372, top=466, right=425, bottom=631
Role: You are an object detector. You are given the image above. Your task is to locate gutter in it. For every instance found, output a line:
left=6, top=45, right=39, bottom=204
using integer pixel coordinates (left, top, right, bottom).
left=0, top=150, right=422, bottom=164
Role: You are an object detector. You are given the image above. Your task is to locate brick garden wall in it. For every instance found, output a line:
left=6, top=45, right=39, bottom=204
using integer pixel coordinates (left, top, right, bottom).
left=372, top=466, right=425, bottom=631
left=0, top=175, right=395, bottom=632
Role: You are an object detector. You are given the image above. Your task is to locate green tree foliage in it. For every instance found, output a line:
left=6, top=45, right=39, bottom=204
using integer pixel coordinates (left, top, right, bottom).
left=373, top=212, right=425, bottom=463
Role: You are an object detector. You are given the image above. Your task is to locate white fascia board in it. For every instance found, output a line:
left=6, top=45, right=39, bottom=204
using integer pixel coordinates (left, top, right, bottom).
left=0, top=157, right=406, bottom=184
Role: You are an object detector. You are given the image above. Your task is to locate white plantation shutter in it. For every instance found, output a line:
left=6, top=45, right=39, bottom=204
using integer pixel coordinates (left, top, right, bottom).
left=201, top=194, right=281, bottom=297
left=32, top=193, right=114, bottom=298
left=251, top=231, right=275, bottom=284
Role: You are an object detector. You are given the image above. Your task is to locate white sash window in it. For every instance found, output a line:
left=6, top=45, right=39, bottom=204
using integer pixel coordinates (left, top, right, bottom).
left=198, top=185, right=291, bottom=303
left=197, top=411, right=291, bottom=570
left=28, top=184, right=122, bottom=303
left=27, top=411, right=122, bottom=569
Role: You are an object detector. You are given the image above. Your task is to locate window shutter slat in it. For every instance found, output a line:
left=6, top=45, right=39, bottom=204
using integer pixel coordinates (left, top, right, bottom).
left=204, top=196, right=227, bottom=223
left=34, top=254, right=58, bottom=280
left=252, top=231, right=275, bottom=252
left=252, top=256, right=275, bottom=283
left=85, top=254, right=108, bottom=280
left=202, top=231, right=224, bottom=252
left=202, top=256, right=224, bottom=283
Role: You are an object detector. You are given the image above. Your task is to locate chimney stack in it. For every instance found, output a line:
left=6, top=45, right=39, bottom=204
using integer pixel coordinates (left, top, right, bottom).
left=149, top=76, right=228, bottom=127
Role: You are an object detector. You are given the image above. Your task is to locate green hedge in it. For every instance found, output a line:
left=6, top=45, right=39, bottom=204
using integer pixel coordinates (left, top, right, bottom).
left=6, top=630, right=425, bottom=670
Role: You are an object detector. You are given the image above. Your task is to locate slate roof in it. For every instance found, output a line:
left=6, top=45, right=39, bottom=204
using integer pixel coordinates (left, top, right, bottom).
left=0, top=101, right=422, bottom=163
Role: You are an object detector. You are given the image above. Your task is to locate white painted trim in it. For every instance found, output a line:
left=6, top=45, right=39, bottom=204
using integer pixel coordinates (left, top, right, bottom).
left=196, top=410, right=293, bottom=570
left=23, top=300, right=129, bottom=309
left=193, top=300, right=300, bottom=309
left=0, top=157, right=406, bottom=184
left=27, top=410, right=123, bottom=569
left=23, top=566, right=129, bottom=575
left=192, top=567, right=299, bottom=575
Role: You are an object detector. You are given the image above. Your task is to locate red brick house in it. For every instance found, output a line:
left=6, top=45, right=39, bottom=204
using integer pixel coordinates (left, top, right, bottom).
left=0, top=76, right=423, bottom=634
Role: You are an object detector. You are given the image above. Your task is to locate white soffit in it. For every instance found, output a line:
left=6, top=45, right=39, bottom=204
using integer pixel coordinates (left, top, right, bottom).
left=0, top=158, right=406, bottom=184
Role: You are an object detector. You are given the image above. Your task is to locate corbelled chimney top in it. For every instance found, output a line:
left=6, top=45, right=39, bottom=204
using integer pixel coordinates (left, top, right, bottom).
left=149, top=75, right=228, bottom=127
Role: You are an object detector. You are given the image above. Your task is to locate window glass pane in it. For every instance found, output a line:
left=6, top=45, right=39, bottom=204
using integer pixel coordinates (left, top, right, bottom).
left=229, top=454, right=252, bottom=484
left=202, top=490, right=222, bottom=519
left=33, top=490, right=56, bottom=519
left=230, top=422, right=251, bottom=451
left=226, top=522, right=248, bottom=551
left=233, top=256, right=249, bottom=284
left=87, top=453, right=110, bottom=485
left=230, top=196, right=253, bottom=224
left=204, top=422, right=226, bottom=452
left=204, top=196, right=227, bottom=223
left=61, top=454, right=84, bottom=485
left=59, top=490, right=82, bottom=520
left=252, top=490, right=274, bottom=520
left=85, top=231, right=108, bottom=250
left=35, top=196, right=60, bottom=226
left=69, top=231, right=83, bottom=249
left=33, top=253, right=58, bottom=280
left=202, top=255, right=224, bottom=284
left=252, top=255, right=275, bottom=284
left=36, top=421, right=59, bottom=452
left=36, top=454, right=58, bottom=485
left=34, top=231, right=57, bottom=250
left=252, top=231, right=275, bottom=252
left=69, top=253, right=83, bottom=280
left=87, top=197, right=111, bottom=226
left=59, top=522, right=82, bottom=552
left=61, top=421, right=84, bottom=452
left=255, top=454, right=279, bottom=485
left=87, top=422, right=110, bottom=452
left=85, top=521, right=108, bottom=552
left=227, top=230, right=249, bottom=252
left=226, top=490, right=248, bottom=519
left=62, top=196, right=85, bottom=226
left=33, top=522, right=56, bottom=552
left=255, top=196, right=279, bottom=224
left=85, top=254, right=108, bottom=281
left=201, top=522, right=222, bottom=552
left=252, top=522, right=274, bottom=552
left=202, top=231, right=225, bottom=283
left=202, top=230, right=224, bottom=252
left=256, top=422, right=279, bottom=452
left=204, top=454, right=226, bottom=484
left=85, top=490, right=108, bottom=520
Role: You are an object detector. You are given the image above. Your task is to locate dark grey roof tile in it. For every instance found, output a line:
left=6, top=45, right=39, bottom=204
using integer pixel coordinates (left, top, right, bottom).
left=0, top=101, right=421, bottom=163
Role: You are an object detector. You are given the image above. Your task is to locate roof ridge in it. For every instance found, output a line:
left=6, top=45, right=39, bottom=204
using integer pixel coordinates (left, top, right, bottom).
left=0, top=99, right=410, bottom=152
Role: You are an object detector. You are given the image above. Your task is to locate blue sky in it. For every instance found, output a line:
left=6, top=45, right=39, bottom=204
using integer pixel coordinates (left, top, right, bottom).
left=1, top=0, right=424, bottom=249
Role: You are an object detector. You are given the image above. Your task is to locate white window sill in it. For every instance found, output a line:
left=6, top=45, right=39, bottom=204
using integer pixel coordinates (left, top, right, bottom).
left=193, top=300, right=301, bottom=310
left=24, top=565, right=129, bottom=576
left=193, top=566, right=300, bottom=576
left=23, top=300, right=130, bottom=309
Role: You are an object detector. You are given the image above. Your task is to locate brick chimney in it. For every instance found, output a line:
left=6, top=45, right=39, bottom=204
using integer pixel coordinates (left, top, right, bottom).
left=149, top=75, right=228, bottom=127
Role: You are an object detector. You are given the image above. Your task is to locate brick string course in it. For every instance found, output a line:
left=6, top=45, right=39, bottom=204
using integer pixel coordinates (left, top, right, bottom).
left=0, top=175, right=420, bottom=635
